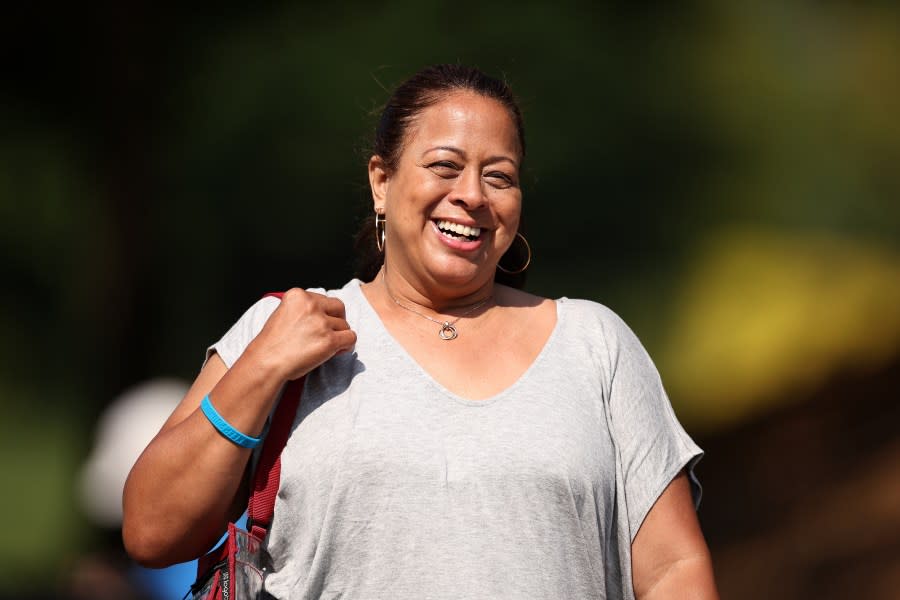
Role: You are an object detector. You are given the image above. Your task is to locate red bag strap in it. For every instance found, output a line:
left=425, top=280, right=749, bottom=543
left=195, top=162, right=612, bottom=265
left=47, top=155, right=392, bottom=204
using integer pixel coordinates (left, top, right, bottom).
left=247, top=292, right=304, bottom=536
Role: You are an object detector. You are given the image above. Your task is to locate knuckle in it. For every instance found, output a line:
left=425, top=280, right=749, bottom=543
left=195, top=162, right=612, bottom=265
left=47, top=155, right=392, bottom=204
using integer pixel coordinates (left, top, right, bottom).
left=282, top=288, right=306, bottom=303
left=340, top=329, right=357, bottom=346
left=324, top=296, right=344, bottom=309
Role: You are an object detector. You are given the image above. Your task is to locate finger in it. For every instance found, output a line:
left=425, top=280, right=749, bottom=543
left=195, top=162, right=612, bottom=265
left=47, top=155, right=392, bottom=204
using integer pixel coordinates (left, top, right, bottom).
left=320, top=296, right=347, bottom=319
left=331, top=329, right=357, bottom=354
left=271, top=288, right=309, bottom=318
left=326, top=315, right=352, bottom=331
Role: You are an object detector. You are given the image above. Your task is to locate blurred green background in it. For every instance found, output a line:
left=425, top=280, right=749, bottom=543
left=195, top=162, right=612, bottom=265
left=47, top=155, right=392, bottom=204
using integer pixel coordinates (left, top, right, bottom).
left=2, top=2, right=898, bottom=598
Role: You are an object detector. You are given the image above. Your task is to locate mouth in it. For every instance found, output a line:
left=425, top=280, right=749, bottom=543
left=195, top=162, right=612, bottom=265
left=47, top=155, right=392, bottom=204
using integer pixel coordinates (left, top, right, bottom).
left=434, top=219, right=483, bottom=242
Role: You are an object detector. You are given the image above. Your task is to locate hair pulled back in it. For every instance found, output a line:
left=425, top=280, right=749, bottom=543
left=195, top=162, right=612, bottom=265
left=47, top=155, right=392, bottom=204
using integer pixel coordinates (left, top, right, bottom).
left=374, top=64, right=526, bottom=171
left=355, top=64, right=528, bottom=288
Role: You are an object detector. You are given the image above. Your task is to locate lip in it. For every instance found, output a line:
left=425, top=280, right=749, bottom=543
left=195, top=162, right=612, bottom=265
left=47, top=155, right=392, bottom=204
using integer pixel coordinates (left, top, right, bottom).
left=430, top=220, right=485, bottom=252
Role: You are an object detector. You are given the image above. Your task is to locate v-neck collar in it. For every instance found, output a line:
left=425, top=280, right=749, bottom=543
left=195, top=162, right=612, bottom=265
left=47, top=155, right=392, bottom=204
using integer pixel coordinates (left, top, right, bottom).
left=349, top=279, right=566, bottom=407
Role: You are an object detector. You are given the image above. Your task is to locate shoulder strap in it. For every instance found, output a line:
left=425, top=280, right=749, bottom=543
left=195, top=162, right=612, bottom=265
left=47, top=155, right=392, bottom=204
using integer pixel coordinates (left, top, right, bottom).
left=247, top=292, right=304, bottom=538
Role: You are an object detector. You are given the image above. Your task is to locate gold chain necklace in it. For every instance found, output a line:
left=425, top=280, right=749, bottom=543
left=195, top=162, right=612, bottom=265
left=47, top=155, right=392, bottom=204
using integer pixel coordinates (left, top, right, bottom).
left=381, top=271, right=493, bottom=340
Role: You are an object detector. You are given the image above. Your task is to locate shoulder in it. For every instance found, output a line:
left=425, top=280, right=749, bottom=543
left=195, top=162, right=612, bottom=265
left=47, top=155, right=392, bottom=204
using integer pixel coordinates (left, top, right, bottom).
left=557, top=297, right=637, bottom=343
left=249, top=279, right=363, bottom=323
left=494, top=286, right=640, bottom=348
left=237, top=294, right=282, bottom=326
left=553, top=297, right=657, bottom=378
left=206, top=295, right=280, bottom=368
left=310, top=278, right=365, bottom=304
left=208, top=280, right=362, bottom=368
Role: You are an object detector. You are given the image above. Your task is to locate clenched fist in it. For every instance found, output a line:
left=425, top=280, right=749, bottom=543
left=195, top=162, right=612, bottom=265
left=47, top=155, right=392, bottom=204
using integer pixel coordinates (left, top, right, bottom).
left=244, top=288, right=357, bottom=382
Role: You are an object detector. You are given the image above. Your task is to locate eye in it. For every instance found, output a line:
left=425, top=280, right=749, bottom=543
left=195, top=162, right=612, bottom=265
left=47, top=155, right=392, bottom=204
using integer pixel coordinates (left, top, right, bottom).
left=484, top=170, right=516, bottom=189
left=427, top=161, right=460, bottom=178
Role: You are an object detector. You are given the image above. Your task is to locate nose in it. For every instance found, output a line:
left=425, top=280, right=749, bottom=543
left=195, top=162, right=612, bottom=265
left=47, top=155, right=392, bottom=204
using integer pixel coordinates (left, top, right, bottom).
left=449, top=168, right=486, bottom=210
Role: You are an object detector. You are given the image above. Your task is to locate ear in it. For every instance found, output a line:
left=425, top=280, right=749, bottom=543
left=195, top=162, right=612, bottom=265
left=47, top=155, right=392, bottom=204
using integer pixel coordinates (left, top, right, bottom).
left=368, top=155, right=390, bottom=213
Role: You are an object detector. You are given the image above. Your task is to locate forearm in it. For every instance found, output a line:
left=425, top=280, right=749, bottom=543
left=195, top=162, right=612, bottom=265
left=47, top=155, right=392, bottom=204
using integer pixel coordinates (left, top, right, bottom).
left=123, top=289, right=356, bottom=566
left=122, top=349, right=286, bottom=567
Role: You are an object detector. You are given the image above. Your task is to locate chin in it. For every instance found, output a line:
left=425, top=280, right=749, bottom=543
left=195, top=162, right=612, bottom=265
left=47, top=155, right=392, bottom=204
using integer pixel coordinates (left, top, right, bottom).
left=427, top=262, right=491, bottom=289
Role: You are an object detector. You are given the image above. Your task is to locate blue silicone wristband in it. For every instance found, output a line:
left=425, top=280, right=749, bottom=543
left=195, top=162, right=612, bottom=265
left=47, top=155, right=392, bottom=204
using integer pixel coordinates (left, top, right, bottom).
left=200, top=395, right=263, bottom=449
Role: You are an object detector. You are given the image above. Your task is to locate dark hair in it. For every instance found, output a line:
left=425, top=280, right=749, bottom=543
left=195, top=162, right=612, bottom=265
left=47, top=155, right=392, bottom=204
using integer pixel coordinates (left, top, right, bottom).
left=354, top=64, right=529, bottom=288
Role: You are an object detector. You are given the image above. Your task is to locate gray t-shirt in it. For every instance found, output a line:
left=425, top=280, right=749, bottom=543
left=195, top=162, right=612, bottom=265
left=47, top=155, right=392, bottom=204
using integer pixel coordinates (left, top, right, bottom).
left=209, top=279, right=703, bottom=600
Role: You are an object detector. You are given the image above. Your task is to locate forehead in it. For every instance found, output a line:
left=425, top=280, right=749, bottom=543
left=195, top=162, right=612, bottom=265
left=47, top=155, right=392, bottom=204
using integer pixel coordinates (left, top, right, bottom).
left=403, top=91, right=521, bottom=159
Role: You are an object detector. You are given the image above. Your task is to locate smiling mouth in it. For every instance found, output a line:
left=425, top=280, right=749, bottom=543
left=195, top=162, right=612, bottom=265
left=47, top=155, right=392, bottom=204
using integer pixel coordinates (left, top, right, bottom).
left=435, top=219, right=483, bottom=242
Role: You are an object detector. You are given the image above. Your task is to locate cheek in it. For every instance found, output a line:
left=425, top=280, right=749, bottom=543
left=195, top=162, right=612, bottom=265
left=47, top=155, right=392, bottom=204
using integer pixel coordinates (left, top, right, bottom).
left=387, top=174, right=449, bottom=210
left=495, top=193, right=522, bottom=226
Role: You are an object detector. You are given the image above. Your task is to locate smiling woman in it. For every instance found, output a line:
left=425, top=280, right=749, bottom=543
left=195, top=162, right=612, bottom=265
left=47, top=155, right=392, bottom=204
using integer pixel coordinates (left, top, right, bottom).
left=122, top=64, right=718, bottom=600
left=355, top=65, right=529, bottom=292
left=368, top=89, right=523, bottom=307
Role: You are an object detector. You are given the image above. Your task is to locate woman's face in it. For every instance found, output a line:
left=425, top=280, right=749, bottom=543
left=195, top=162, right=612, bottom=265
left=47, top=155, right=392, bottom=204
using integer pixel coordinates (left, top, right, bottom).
left=370, top=91, right=523, bottom=293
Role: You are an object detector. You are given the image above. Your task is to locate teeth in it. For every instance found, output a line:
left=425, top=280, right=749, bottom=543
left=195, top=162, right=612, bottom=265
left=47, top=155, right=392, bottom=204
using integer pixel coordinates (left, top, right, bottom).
left=437, top=220, right=481, bottom=238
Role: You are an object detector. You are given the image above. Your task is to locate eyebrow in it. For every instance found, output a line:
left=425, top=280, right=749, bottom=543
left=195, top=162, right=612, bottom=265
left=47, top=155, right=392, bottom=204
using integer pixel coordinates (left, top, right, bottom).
left=423, top=145, right=519, bottom=168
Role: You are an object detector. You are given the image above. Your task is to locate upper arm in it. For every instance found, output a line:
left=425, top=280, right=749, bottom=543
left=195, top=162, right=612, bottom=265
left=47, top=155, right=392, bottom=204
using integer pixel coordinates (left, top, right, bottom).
left=160, top=293, right=284, bottom=434
left=158, top=352, right=229, bottom=434
left=631, top=471, right=719, bottom=599
left=595, top=306, right=704, bottom=536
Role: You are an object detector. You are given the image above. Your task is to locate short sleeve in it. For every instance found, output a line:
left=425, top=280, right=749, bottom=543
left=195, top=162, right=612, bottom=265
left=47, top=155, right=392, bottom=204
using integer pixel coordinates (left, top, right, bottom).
left=602, top=311, right=703, bottom=541
left=204, top=296, right=281, bottom=368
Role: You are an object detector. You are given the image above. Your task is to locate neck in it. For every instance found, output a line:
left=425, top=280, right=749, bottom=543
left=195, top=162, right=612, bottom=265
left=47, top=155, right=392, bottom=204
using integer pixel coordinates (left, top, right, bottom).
left=379, top=265, right=495, bottom=315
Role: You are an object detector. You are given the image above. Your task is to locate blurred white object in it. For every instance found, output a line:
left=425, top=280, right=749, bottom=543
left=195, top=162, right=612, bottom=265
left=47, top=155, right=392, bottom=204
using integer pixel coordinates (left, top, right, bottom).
left=79, top=378, right=189, bottom=528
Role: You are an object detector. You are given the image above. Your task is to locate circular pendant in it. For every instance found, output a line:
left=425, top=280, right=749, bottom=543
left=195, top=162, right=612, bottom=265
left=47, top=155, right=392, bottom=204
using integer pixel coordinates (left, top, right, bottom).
left=439, top=322, right=458, bottom=340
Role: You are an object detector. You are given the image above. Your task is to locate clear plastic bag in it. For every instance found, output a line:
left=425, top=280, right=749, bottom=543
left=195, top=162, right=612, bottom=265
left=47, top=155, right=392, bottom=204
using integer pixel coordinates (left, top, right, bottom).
left=189, top=524, right=266, bottom=600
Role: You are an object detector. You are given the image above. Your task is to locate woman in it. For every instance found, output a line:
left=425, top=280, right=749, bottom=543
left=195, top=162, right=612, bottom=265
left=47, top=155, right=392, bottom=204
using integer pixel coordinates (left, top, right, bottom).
left=123, top=64, right=719, bottom=599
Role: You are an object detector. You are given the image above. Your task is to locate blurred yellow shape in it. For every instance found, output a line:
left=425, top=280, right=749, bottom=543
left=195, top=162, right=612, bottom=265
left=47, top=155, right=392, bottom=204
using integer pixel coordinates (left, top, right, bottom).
left=662, top=228, right=900, bottom=431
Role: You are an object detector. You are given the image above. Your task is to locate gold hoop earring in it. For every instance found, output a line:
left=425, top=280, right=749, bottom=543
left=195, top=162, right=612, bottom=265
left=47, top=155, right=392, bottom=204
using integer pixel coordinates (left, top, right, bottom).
left=497, top=232, right=532, bottom=275
left=375, top=211, right=386, bottom=252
